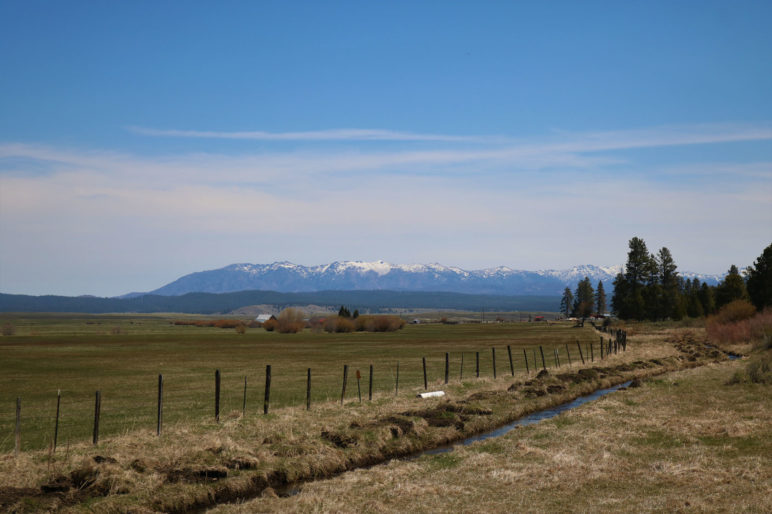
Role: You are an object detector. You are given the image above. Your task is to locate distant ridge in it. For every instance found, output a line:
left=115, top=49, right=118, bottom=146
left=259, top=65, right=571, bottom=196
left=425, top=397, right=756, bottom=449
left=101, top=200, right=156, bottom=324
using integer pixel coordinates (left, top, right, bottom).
left=137, top=260, right=722, bottom=298
left=0, top=290, right=561, bottom=314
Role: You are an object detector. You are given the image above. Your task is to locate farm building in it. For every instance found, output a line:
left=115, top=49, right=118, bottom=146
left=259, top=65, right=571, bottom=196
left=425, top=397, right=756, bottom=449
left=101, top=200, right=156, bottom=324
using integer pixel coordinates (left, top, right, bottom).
left=255, top=314, right=276, bottom=323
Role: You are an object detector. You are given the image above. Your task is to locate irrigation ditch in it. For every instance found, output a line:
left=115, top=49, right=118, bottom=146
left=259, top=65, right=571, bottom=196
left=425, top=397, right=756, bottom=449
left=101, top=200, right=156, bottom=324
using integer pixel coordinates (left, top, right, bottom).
left=0, top=332, right=739, bottom=513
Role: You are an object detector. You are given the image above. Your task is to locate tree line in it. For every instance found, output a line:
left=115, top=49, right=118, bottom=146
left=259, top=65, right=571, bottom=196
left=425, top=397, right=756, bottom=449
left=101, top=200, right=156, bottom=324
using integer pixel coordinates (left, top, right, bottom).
left=563, top=237, right=771, bottom=321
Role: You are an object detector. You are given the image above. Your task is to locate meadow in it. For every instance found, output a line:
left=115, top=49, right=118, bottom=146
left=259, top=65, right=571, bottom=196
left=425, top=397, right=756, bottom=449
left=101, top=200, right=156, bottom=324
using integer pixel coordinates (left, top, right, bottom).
left=0, top=314, right=594, bottom=453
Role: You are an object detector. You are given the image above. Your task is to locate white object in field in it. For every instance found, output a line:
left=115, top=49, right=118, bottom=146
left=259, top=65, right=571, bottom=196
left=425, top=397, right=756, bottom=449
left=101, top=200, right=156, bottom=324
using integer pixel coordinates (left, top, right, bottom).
left=417, top=391, right=445, bottom=399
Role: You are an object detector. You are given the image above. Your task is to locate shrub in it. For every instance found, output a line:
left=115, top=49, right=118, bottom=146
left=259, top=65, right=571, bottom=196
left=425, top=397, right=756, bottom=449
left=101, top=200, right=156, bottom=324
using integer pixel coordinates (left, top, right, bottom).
left=707, top=305, right=772, bottom=345
left=324, top=316, right=355, bottom=333
left=354, top=315, right=405, bottom=332
left=234, top=323, right=246, bottom=335
left=277, top=308, right=306, bottom=333
left=711, top=299, right=757, bottom=324
left=263, top=319, right=278, bottom=332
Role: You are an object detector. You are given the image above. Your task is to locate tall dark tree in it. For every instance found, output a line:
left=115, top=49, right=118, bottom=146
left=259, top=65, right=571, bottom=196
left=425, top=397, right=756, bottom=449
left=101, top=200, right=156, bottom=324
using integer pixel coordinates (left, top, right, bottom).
left=612, top=237, right=651, bottom=319
left=560, top=287, right=574, bottom=318
left=699, top=282, right=716, bottom=315
left=573, top=276, right=595, bottom=318
left=746, top=242, right=772, bottom=310
left=685, top=278, right=704, bottom=318
left=715, top=265, right=749, bottom=308
left=657, top=247, right=683, bottom=320
left=595, top=280, right=607, bottom=316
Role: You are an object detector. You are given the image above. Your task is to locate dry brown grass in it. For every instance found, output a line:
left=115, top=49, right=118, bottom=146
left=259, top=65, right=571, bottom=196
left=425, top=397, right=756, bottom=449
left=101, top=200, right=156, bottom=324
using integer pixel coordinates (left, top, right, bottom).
left=215, top=360, right=772, bottom=514
left=0, top=322, right=754, bottom=512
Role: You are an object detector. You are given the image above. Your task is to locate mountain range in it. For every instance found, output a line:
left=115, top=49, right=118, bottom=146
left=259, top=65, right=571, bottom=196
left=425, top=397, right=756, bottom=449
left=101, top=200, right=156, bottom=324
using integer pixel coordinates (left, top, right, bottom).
left=128, top=261, right=722, bottom=298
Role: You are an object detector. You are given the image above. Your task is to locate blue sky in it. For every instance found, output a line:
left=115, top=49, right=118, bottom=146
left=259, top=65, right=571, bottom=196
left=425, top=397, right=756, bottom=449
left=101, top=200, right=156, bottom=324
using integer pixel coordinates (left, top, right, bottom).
left=1, top=1, right=771, bottom=296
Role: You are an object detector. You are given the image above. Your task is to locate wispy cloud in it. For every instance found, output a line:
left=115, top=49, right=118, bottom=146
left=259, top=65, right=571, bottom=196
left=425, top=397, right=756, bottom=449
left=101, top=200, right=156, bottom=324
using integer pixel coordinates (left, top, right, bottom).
left=127, top=126, right=485, bottom=142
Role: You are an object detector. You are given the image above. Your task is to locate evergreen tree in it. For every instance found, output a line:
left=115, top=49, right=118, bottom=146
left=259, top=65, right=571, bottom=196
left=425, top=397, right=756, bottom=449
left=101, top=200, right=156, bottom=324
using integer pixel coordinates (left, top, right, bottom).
left=573, top=276, right=595, bottom=318
left=685, top=278, right=704, bottom=318
left=338, top=305, right=351, bottom=318
left=595, top=280, right=607, bottom=316
left=658, top=247, right=683, bottom=320
left=715, top=265, right=749, bottom=308
left=746, top=242, right=772, bottom=310
left=560, top=287, right=574, bottom=317
left=612, top=237, right=650, bottom=319
left=699, top=282, right=716, bottom=315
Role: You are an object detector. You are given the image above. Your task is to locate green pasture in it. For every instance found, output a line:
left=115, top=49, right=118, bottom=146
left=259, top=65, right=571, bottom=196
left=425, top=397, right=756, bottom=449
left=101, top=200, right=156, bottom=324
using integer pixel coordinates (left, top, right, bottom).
left=0, top=314, right=597, bottom=452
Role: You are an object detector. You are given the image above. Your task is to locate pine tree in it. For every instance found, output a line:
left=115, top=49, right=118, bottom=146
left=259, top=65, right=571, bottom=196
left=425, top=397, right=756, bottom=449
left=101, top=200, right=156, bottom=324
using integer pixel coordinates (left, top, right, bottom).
left=715, top=265, right=749, bottom=308
left=612, top=237, right=650, bottom=320
left=699, top=282, right=716, bottom=315
left=573, top=276, right=595, bottom=318
left=746, top=242, right=772, bottom=310
left=658, top=247, right=683, bottom=320
left=595, top=281, right=607, bottom=316
left=560, top=287, right=574, bottom=318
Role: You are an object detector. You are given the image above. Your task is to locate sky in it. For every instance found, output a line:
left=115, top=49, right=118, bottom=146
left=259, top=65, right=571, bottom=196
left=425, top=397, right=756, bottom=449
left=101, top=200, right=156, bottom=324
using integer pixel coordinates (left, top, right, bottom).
left=1, top=1, right=771, bottom=297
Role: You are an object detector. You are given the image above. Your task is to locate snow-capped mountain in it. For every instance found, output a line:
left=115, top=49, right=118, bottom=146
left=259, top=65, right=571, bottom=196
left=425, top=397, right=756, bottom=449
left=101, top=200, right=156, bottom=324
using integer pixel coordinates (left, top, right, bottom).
left=137, top=261, right=722, bottom=297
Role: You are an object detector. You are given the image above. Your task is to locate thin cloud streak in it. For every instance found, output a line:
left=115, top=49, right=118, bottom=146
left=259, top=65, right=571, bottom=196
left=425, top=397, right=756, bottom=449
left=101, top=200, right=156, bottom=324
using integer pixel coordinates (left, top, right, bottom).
left=127, top=126, right=485, bottom=142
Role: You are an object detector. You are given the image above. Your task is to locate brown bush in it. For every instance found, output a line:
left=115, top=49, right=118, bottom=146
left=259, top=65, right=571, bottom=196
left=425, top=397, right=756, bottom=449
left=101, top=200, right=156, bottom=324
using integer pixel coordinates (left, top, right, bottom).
left=324, top=316, right=355, bottom=333
left=277, top=308, right=306, bottom=333
left=354, top=315, right=405, bottom=332
left=711, top=300, right=757, bottom=324
left=707, top=305, right=772, bottom=345
left=262, top=318, right=278, bottom=332
left=234, top=323, right=246, bottom=335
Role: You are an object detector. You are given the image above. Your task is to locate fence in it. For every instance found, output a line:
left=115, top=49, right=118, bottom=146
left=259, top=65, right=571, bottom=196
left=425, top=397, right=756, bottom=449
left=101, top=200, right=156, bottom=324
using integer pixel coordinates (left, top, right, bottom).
left=4, top=338, right=628, bottom=455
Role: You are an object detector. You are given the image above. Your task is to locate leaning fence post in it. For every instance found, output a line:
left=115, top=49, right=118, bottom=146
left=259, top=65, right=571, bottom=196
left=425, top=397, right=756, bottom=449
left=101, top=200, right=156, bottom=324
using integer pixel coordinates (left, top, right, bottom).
left=523, top=349, right=530, bottom=374
left=539, top=346, right=546, bottom=370
left=215, top=369, right=221, bottom=422
left=422, top=357, right=428, bottom=390
left=492, top=348, right=497, bottom=378
left=92, top=391, right=101, bottom=445
left=264, top=365, right=271, bottom=414
left=340, top=364, right=348, bottom=405
left=507, top=345, right=514, bottom=376
left=15, top=398, right=21, bottom=457
left=576, top=340, right=585, bottom=364
left=157, top=374, right=163, bottom=436
left=565, top=343, right=572, bottom=367
left=53, top=390, right=61, bottom=452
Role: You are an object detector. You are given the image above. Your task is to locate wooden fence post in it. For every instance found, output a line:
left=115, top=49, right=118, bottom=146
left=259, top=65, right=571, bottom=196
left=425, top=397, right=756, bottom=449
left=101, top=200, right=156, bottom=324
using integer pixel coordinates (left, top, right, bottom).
left=422, top=357, right=428, bottom=390
left=157, top=374, right=163, bottom=436
left=15, top=398, right=21, bottom=457
left=356, top=370, right=362, bottom=403
left=460, top=352, right=464, bottom=380
left=492, top=348, right=497, bottom=378
left=215, top=369, right=221, bottom=422
left=590, top=343, right=594, bottom=362
left=340, top=364, right=348, bottom=405
left=92, top=391, right=101, bottom=445
left=369, top=364, right=373, bottom=401
left=242, top=376, right=247, bottom=417
left=306, top=368, right=312, bottom=410
left=475, top=352, right=480, bottom=378
left=507, top=345, right=514, bottom=376
left=565, top=343, right=572, bottom=367
left=53, top=390, right=61, bottom=452
left=395, top=361, right=399, bottom=396
left=264, top=365, right=271, bottom=414
left=444, top=353, right=449, bottom=384
left=539, top=346, right=546, bottom=370
left=576, top=340, right=585, bottom=364
left=523, top=349, right=530, bottom=374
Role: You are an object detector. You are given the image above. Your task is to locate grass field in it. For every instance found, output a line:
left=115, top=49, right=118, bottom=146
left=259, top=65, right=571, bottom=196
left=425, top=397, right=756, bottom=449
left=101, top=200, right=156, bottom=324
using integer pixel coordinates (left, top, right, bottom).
left=0, top=314, right=598, bottom=453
